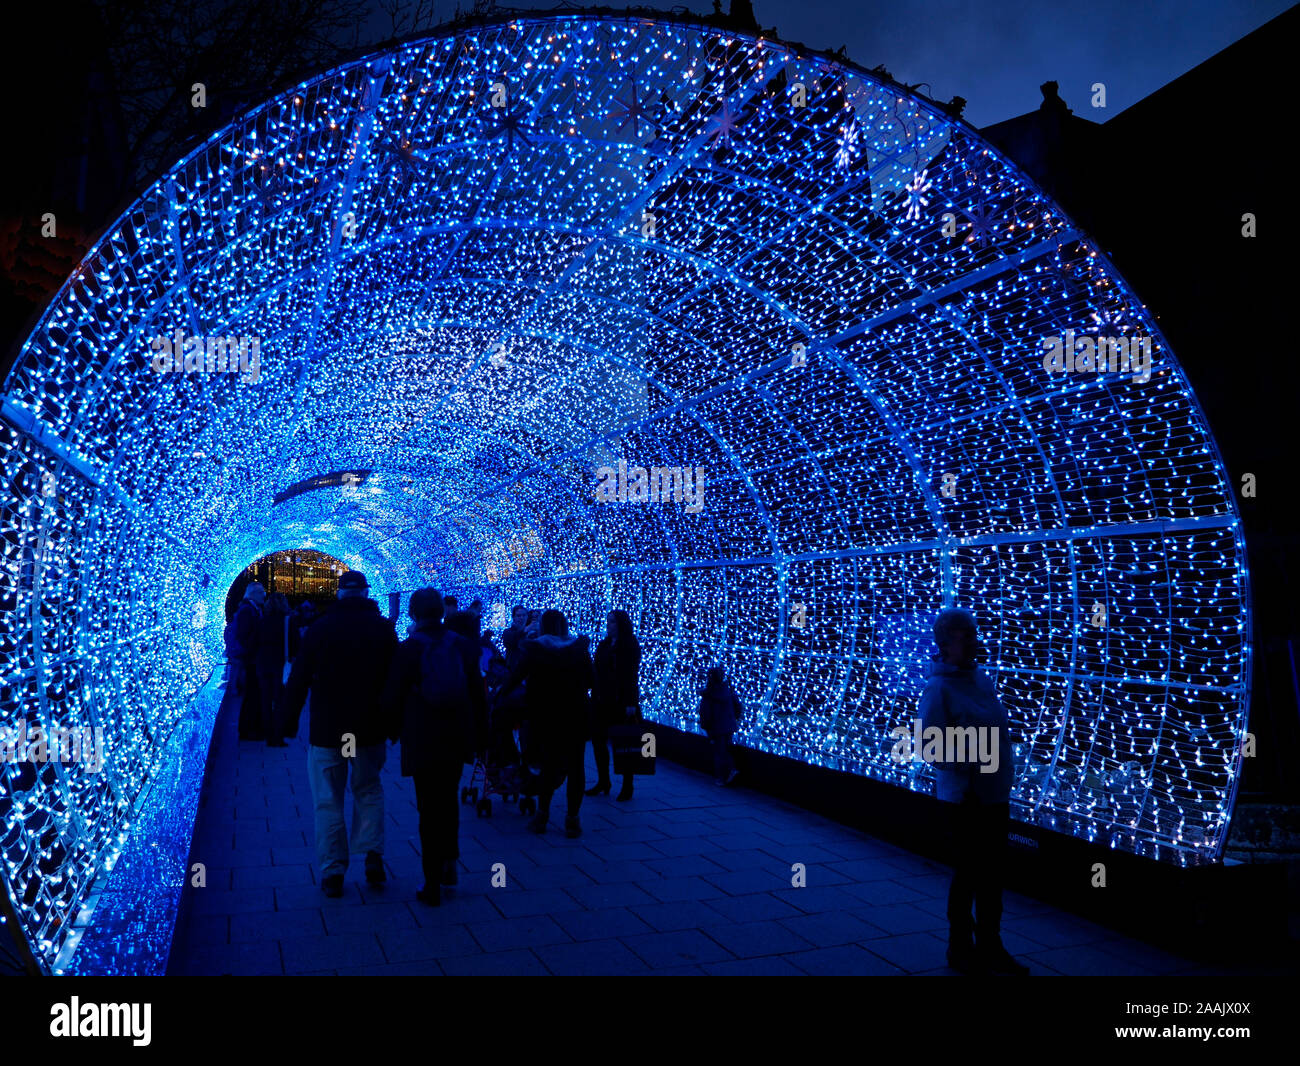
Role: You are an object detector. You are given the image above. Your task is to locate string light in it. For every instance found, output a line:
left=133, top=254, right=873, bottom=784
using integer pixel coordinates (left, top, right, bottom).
left=0, top=14, right=1249, bottom=974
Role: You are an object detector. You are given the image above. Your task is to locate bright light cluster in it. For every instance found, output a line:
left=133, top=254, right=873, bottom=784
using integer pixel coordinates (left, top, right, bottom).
left=0, top=14, right=1249, bottom=972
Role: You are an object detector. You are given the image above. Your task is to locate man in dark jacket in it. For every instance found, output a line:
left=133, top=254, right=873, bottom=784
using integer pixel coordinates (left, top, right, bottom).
left=381, top=588, right=485, bottom=907
left=497, top=609, right=594, bottom=837
left=284, top=571, right=398, bottom=898
left=229, top=582, right=266, bottom=740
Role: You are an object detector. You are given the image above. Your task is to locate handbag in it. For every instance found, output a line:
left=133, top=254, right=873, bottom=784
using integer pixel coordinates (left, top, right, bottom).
left=610, top=713, right=656, bottom=776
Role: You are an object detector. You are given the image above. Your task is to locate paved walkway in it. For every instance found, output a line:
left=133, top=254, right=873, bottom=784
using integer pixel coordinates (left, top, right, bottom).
left=169, top=691, right=1223, bottom=976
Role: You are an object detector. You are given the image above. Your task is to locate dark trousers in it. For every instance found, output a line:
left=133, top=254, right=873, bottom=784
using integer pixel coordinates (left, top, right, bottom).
left=413, top=761, right=463, bottom=888
left=590, top=721, right=632, bottom=791
left=539, top=737, right=587, bottom=820
left=235, top=661, right=263, bottom=739
left=256, top=666, right=283, bottom=740
left=946, top=796, right=1009, bottom=947
left=708, top=731, right=736, bottom=780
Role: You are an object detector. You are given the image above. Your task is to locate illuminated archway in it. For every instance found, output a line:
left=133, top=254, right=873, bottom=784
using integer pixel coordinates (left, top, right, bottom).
left=0, top=13, right=1250, bottom=972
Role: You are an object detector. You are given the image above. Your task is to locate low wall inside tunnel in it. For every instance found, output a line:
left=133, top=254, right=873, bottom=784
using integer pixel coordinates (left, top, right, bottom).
left=0, top=13, right=1250, bottom=973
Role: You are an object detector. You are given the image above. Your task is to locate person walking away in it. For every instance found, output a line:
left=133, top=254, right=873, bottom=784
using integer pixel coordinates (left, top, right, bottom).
left=919, top=607, right=1027, bottom=976
left=589, top=609, right=643, bottom=800
left=228, top=582, right=266, bottom=740
left=284, top=571, right=398, bottom=898
left=698, top=666, right=743, bottom=785
left=257, top=593, right=292, bottom=747
left=497, top=609, right=593, bottom=837
left=501, top=605, right=528, bottom=671
left=382, top=589, right=484, bottom=906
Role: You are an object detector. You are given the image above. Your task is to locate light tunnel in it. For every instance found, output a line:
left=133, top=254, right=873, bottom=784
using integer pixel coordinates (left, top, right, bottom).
left=0, top=13, right=1250, bottom=972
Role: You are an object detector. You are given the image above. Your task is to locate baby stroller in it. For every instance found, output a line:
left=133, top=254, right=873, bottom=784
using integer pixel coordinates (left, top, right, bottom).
left=464, top=656, right=539, bottom=816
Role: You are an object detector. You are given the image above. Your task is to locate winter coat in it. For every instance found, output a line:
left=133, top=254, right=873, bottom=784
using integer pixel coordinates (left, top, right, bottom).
left=229, top=600, right=262, bottom=661
left=917, top=660, right=1015, bottom=804
left=592, top=637, right=641, bottom=724
left=699, top=682, right=743, bottom=736
left=501, top=625, right=526, bottom=671
left=498, top=633, right=594, bottom=749
left=255, top=604, right=289, bottom=674
left=382, top=620, right=485, bottom=775
left=284, top=597, right=399, bottom=749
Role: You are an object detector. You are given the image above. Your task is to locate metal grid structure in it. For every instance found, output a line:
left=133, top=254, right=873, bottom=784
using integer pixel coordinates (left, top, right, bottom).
left=0, top=13, right=1250, bottom=972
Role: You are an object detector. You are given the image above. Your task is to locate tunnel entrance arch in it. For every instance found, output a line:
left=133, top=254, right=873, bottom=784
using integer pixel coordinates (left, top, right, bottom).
left=0, top=12, right=1250, bottom=972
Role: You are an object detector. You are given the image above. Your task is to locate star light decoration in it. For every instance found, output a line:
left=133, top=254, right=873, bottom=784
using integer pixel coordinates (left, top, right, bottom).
left=903, top=168, right=933, bottom=220
left=0, top=14, right=1251, bottom=976
left=608, top=78, right=655, bottom=138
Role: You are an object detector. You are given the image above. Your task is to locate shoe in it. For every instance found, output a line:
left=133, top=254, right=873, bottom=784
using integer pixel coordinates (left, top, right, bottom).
left=946, top=944, right=981, bottom=974
left=440, top=859, right=458, bottom=887
left=365, top=851, right=386, bottom=885
left=978, top=942, right=1030, bottom=976
left=585, top=781, right=611, bottom=796
left=616, top=783, right=634, bottom=801
left=528, top=813, right=547, bottom=834
left=564, top=815, right=581, bottom=838
left=416, top=885, right=441, bottom=907
left=724, top=769, right=740, bottom=786
left=322, top=874, right=344, bottom=898
left=266, top=737, right=288, bottom=748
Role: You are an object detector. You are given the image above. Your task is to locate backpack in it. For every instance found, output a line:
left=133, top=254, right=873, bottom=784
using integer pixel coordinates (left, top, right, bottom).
left=419, top=629, right=471, bottom=717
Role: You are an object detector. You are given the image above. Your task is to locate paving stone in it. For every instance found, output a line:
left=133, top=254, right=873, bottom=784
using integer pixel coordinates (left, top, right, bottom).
left=510, top=864, right=597, bottom=891
left=702, top=955, right=805, bottom=976
left=702, top=921, right=815, bottom=959
left=181, top=940, right=284, bottom=976
left=552, top=907, right=655, bottom=941
left=230, top=908, right=324, bottom=943
left=638, top=876, right=728, bottom=903
left=467, top=915, right=572, bottom=953
left=849, top=903, right=947, bottom=935
left=621, top=928, right=734, bottom=968
left=440, top=949, right=551, bottom=976
left=279, top=932, right=385, bottom=972
left=778, top=909, right=889, bottom=948
left=703, top=892, right=804, bottom=923
left=322, top=902, right=419, bottom=936
left=786, top=944, right=906, bottom=976
left=635, top=900, right=737, bottom=933
left=780, top=885, right=871, bottom=915
left=377, top=925, right=479, bottom=963
left=231, top=863, right=315, bottom=890
left=535, top=939, right=650, bottom=975
left=860, top=932, right=949, bottom=973
left=565, top=882, right=659, bottom=910
left=839, top=879, right=929, bottom=905
left=187, top=887, right=276, bottom=917
left=480, top=886, right=579, bottom=918
left=337, top=961, right=441, bottom=976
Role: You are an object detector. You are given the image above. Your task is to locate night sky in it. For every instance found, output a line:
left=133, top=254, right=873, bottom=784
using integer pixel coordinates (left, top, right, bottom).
left=751, top=0, right=1296, bottom=126
left=413, top=0, right=1291, bottom=128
